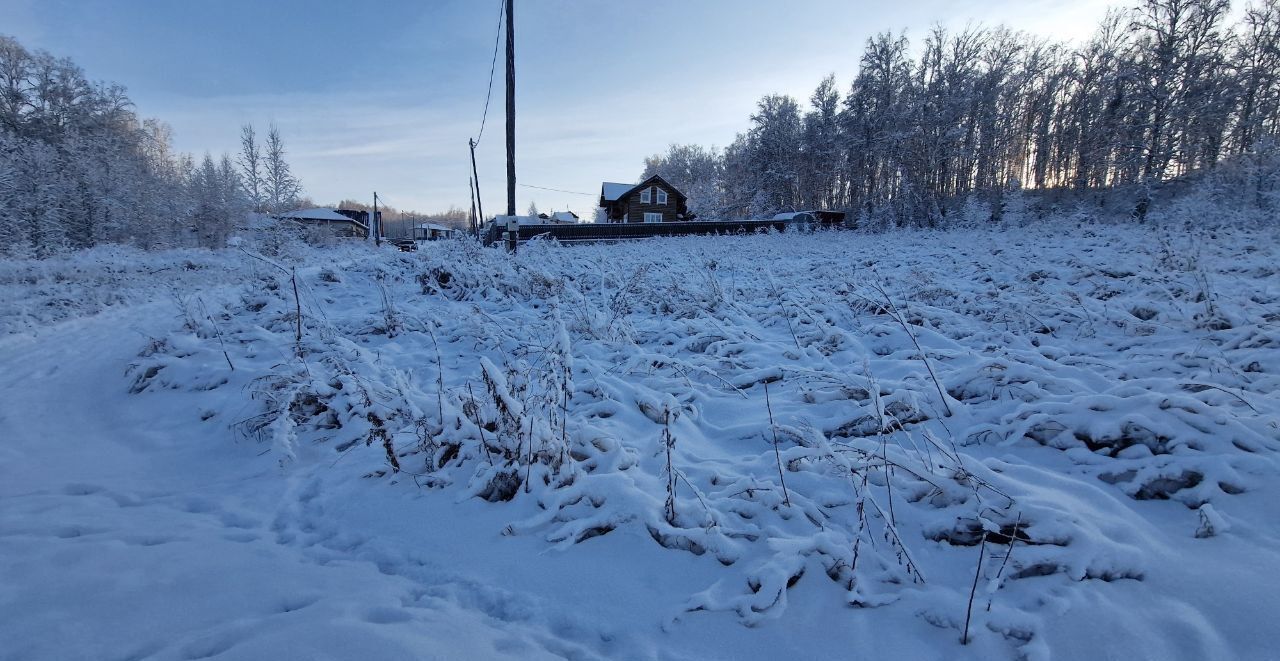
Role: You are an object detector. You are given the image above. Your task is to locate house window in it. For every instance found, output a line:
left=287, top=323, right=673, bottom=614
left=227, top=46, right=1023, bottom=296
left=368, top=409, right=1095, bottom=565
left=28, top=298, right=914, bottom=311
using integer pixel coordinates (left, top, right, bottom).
left=657, top=189, right=668, bottom=204
left=640, top=188, right=651, bottom=203
left=644, top=212, right=663, bottom=223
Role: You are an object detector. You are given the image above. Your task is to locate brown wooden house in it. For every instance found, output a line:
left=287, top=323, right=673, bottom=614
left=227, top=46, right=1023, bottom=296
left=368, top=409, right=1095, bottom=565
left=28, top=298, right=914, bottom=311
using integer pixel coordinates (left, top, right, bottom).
left=599, top=175, right=690, bottom=223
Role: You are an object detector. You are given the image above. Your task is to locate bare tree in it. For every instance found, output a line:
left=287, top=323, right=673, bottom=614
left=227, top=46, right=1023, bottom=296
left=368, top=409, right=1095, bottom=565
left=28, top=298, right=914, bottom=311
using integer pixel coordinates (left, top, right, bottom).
left=239, top=124, right=265, bottom=212
left=264, top=123, right=301, bottom=214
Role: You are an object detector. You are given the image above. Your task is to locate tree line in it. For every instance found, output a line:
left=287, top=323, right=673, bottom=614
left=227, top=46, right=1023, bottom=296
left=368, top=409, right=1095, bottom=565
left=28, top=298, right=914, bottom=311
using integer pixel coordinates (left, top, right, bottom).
left=0, top=34, right=307, bottom=257
left=643, top=0, right=1280, bottom=225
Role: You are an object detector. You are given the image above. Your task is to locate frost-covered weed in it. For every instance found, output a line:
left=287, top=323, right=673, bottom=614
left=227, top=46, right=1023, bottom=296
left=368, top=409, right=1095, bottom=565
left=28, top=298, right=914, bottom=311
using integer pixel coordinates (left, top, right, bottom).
left=119, top=219, right=1280, bottom=656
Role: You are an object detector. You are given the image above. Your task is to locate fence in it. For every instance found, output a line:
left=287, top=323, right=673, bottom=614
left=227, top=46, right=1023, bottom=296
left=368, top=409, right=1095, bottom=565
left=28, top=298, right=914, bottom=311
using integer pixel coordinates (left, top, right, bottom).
left=481, top=218, right=843, bottom=246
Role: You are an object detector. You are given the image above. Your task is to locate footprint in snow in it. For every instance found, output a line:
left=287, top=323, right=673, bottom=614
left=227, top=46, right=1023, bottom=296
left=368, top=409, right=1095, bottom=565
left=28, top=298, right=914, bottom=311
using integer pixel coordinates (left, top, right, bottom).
left=121, top=534, right=180, bottom=547
left=218, top=511, right=259, bottom=529
left=57, top=483, right=144, bottom=508
left=277, top=594, right=320, bottom=613
left=176, top=497, right=217, bottom=514
left=362, top=605, right=414, bottom=624
left=222, top=531, right=259, bottom=544
left=51, top=525, right=108, bottom=539
left=180, top=631, right=240, bottom=660
left=61, top=483, right=105, bottom=496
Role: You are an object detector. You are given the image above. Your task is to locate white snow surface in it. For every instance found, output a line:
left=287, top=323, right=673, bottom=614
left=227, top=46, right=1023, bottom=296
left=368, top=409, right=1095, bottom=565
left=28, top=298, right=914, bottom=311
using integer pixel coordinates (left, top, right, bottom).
left=2, top=221, right=1280, bottom=660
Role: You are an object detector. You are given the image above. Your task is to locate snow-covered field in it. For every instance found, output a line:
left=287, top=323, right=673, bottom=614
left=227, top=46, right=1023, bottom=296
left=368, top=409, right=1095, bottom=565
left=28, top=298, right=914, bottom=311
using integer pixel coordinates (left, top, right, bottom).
left=2, top=221, right=1279, bottom=660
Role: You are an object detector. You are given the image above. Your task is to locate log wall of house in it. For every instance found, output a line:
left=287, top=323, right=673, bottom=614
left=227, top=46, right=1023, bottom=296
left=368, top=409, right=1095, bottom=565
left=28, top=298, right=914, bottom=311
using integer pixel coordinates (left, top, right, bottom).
left=620, top=181, right=685, bottom=222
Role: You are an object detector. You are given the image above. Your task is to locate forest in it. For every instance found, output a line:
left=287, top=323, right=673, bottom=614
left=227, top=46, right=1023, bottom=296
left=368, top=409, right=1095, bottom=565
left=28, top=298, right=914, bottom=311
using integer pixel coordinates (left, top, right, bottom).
left=0, top=35, right=315, bottom=257
left=642, top=0, right=1280, bottom=225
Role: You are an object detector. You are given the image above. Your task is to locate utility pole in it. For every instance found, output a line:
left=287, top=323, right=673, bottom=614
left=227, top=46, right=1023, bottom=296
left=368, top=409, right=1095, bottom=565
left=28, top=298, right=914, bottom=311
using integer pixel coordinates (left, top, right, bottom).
left=505, top=0, right=516, bottom=220
left=469, top=138, right=484, bottom=232
left=372, top=191, right=381, bottom=247
left=469, top=176, right=478, bottom=238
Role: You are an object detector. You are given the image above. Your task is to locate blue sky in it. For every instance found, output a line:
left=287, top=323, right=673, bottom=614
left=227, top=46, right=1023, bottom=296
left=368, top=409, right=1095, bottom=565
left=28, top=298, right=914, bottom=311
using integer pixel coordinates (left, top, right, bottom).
left=2, top=0, right=1114, bottom=218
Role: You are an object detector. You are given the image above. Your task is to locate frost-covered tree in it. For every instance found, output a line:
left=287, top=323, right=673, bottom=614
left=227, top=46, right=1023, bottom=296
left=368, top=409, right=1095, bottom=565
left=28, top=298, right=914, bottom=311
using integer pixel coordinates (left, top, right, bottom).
left=719, top=134, right=758, bottom=219
left=1232, top=0, right=1280, bottom=154
left=958, top=194, right=992, bottom=226
left=642, top=143, right=724, bottom=219
left=1130, top=0, right=1233, bottom=180
left=264, top=123, right=301, bottom=214
left=626, top=2, right=1280, bottom=229
left=0, top=34, right=265, bottom=256
left=187, top=153, right=245, bottom=248
left=800, top=74, right=842, bottom=211
left=747, top=94, right=804, bottom=214
left=239, top=124, right=266, bottom=212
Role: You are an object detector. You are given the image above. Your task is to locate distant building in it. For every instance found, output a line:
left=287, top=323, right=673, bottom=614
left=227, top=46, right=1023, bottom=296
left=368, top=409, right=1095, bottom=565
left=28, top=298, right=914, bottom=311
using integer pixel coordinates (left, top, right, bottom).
left=544, top=211, right=579, bottom=224
left=772, top=210, right=847, bottom=224
left=276, top=207, right=369, bottom=238
left=335, top=208, right=383, bottom=230
left=412, top=223, right=460, bottom=241
left=598, top=175, right=691, bottom=223
left=489, top=215, right=565, bottom=228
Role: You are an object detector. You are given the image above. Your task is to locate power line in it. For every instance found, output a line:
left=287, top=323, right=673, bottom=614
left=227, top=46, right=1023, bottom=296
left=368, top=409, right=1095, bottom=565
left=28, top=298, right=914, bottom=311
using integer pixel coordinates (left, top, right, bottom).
left=473, top=0, right=505, bottom=147
left=518, top=183, right=595, bottom=196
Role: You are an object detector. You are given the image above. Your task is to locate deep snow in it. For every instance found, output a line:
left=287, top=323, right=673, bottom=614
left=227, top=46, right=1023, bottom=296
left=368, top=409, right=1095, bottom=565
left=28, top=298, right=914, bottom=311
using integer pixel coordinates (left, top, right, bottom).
left=1, top=221, right=1279, bottom=660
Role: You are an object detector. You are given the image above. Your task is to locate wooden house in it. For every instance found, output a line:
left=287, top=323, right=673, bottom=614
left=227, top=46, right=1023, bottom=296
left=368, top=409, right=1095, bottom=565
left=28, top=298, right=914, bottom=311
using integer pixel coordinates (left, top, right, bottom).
left=598, top=175, right=690, bottom=223
left=276, top=207, right=369, bottom=238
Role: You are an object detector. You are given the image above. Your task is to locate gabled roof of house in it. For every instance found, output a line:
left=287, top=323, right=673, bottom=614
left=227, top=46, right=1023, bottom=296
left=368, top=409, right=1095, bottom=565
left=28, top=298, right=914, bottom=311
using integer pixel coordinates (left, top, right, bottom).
left=277, top=207, right=370, bottom=232
left=278, top=207, right=356, bottom=222
left=601, top=182, right=633, bottom=202
left=549, top=211, right=579, bottom=222
left=599, top=175, right=688, bottom=204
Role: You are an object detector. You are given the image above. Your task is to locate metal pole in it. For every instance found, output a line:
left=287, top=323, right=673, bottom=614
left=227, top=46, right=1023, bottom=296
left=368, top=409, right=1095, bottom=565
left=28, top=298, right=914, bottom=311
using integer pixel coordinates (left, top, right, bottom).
left=505, top=0, right=516, bottom=218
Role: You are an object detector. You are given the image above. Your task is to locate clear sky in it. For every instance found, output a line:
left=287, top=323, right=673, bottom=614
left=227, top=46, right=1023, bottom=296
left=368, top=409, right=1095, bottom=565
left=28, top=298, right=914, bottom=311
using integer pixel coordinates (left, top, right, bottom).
left=2, top=0, right=1115, bottom=218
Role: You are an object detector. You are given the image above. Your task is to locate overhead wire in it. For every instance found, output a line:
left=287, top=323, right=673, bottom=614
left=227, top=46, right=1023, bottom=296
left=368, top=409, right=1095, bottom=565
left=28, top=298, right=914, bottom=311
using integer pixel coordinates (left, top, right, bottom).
left=518, top=183, right=596, bottom=196
left=473, top=0, right=505, bottom=147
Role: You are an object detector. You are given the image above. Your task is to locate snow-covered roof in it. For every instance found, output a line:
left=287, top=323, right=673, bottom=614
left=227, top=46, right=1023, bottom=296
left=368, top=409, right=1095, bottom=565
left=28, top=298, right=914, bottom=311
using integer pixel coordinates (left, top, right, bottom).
left=549, top=211, right=579, bottom=223
left=601, top=182, right=634, bottom=202
left=414, top=223, right=457, bottom=232
left=277, top=207, right=355, bottom=222
left=601, top=176, right=687, bottom=204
